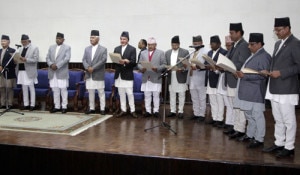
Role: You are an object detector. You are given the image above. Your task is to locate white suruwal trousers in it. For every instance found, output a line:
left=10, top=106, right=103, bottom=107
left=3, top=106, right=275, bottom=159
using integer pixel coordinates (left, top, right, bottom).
left=228, top=87, right=246, bottom=133
left=50, top=73, right=68, bottom=109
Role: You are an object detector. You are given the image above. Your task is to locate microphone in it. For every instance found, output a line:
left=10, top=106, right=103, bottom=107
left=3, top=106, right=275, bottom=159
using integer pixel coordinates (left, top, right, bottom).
left=15, top=44, right=22, bottom=48
left=189, top=45, right=204, bottom=49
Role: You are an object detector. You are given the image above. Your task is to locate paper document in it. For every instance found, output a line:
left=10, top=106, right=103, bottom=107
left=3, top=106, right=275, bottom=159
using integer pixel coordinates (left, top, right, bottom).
left=179, top=57, right=191, bottom=67
left=202, top=54, right=216, bottom=67
left=190, top=58, right=206, bottom=69
left=216, top=54, right=236, bottom=73
left=109, top=53, right=122, bottom=64
left=140, top=61, right=153, bottom=70
left=12, top=52, right=24, bottom=64
left=241, top=68, right=270, bottom=76
left=165, top=65, right=179, bottom=71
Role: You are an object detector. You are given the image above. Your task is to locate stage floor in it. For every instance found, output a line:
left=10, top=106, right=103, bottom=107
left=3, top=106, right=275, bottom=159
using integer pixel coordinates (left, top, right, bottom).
left=0, top=104, right=300, bottom=172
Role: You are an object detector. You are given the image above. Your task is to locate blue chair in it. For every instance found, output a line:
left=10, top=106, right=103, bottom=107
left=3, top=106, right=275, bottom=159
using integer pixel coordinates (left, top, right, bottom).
left=35, top=69, right=50, bottom=109
left=13, top=84, right=22, bottom=107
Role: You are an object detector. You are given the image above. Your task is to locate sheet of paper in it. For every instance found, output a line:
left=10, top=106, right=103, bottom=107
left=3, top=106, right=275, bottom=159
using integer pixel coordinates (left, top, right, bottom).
left=216, top=54, right=236, bottom=73
left=109, top=53, right=122, bottom=64
left=12, top=52, right=24, bottom=64
left=202, top=54, right=216, bottom=67
left=241, top=67, right=270, bottom=76
left=140, top=61, right=153, bottom=70
left=190, top=58, right=206, bottom=69
left=165, top=65, right=179, bottom=71
left=179, top=57, right=191, bottom=67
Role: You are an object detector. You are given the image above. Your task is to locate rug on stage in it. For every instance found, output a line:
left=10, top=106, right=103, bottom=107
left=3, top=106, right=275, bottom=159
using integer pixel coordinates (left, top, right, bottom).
left=0, top=111, right=112, bottom=136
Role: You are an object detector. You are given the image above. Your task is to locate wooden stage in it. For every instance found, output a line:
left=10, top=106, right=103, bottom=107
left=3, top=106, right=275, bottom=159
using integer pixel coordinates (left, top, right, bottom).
left=0, top=104, right=300, bottom=174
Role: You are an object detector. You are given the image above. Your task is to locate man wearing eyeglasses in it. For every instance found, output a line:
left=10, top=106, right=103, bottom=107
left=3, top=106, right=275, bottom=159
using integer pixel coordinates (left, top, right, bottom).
left=263, top=17, right=300, bottom=158
left=234, top=33, right=271, bottom=148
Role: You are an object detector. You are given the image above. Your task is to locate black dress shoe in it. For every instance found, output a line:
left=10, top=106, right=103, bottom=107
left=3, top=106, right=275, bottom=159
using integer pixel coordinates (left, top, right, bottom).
left=167, top=112, right=176, bottom=118
left=229, top=131, right=245, bottom=139
left=153, top=112, right=160, bottom=118
left=178, top=113, right=184, bottom=119
left=276, top=148, right=295, bottom=158
left=1, top=106, right=5, bottom=109
left=247, top=140, right=263, bottom=148
left=61, top=108, right=67, bottom=114
left=29, top=106, right=36, bottom=111
left=190, top=115, right=199, bottom=120
left=262, top=144, right=284, bottom=153
left=85, top=109, right=96, bottom=114
left=116, top=111, right=126, bottom=118
left=223, top=127, right=235, bottom=135
left=131, top=112, right=138, bottom=118
left=237, top=135, right=253, bottom=142
left=213, top=121, right=223, bottom=127
left=144, top=112, right=152, bottom=117
left=50, top=108, right=60, bottom=113
left=21, top=106, right=30, bottom=110
left=197, top=116, right=205, bottom=122
left=206, top=119, right=216, bottom=125
left=100, top=110, right=106, bottom=115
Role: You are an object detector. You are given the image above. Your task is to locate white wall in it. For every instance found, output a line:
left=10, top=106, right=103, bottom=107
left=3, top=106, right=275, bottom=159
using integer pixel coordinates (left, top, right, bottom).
left=0, top=0, right=299, bottom=62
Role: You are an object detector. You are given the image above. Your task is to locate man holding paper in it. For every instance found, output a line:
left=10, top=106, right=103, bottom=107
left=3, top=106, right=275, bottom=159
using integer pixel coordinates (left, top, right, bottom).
left=138, top=37, right=166, bottom=117
left=224, top=23, right=251, bottom=140
left=17, top=34, right=39, bottom=111
left=114, top=31, right=137, bottom=118
left=234, top=33, right=271, bottom=148
left=165, top=35, right=189, bottom=119
left=188, top=35, right=209, bottom=121
left=205, top=35, right=228, bottom=127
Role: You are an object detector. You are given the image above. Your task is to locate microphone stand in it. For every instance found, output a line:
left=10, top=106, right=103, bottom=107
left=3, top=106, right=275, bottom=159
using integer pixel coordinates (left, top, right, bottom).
left=0, top=50, right=24, bottom=116
left=144, top=49, right=198, bottom=134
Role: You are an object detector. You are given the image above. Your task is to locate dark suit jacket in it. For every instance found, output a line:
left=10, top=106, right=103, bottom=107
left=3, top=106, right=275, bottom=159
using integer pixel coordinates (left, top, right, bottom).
left=205, top=47, right=227, bottom=88
left=165, top=48, right=189, bottom=85
left=238, top=48, right=271, bottom=103
left=114, top=44, right=136, bottom=81
left=0, top=47, right=16, bottom=79
left=225, top=38, right=251, bottom=88
left=269, top=34, right=300, bottom=94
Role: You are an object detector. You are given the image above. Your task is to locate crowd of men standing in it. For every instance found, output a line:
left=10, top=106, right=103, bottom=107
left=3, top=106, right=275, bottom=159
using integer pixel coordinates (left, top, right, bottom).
left=0, top=16, right=299, bottom=158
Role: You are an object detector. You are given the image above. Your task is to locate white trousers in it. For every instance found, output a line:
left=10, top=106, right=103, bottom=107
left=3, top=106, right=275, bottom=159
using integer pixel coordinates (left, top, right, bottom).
left=209, top=93, right=224, bottom=121
left=144, top=91, right=160, bottom=113
left=228, top=96, right=246, bottom=132
left=222, top=95, right=234, bottom=125
left=244, top=109, right=265, bottom=142
left=169, top=90, right=186, bottom=113
left=271, top=100, right=297, bottom=150
left=88, top=88, right=105, bottom=111
left=118, top=87, right=135, bottom=112
left=190, top=88, right=206, bottom=117
left=22, top=84, right=36, bottom=107
left=52, top=87, right=68, bottom=109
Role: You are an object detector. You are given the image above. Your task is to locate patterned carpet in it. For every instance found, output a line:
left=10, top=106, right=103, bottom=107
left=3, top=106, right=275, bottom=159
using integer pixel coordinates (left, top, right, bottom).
left=0, top=110, right=112, bottom=136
